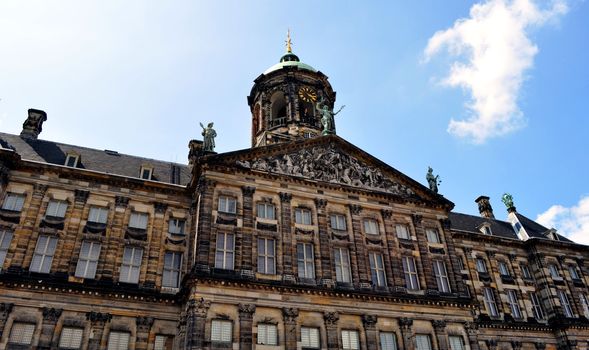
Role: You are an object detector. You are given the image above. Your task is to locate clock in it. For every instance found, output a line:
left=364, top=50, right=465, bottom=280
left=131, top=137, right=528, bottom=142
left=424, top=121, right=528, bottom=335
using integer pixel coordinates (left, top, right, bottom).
left=298, top=87, right=317, bottom=102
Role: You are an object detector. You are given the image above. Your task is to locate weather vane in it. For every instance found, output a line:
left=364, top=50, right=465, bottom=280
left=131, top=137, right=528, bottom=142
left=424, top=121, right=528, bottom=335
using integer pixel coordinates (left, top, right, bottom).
left=285, top=28, right=292, bottom=53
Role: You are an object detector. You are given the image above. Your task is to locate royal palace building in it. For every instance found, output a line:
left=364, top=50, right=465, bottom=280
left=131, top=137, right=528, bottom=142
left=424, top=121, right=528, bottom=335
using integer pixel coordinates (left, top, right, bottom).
left=0, top=40, right=588, bottom=350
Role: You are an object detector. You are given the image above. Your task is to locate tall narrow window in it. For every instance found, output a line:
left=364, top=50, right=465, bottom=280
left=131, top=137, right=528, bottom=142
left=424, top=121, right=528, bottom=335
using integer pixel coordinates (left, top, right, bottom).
left=300, top=327, right=320, bottom=349
left=257, top=238, right=276, bottom=274
left=107, top=331, right=130, bottom=350
left=163, top=252, right=182, bottom=288
left=334, top=247, right=352, bottom=283
left=483, top=287, right=499, bottom=317
left=395, top=224, right=410, bottom=239
left=415, top=335, right=432, bottom=350
left=256, top=203, right=275, bottom=220
left=168, top=218, right=185, bottom=235
left=507, top=289, right=522, bottom=319
left=297, top=243, right=315, bottom=279
left=75, top=241, right=101, bottom=279
left=30, top=235, right=58, bottom=273
left=8, top=323, right=35, bottom=345
left=475, top=258, right=487, bottom=273
left=2, top=193, right=25, bottom=212
left=498, top=261, right=510, bottom=276
left=215, top=233, right=234, bottom=270
left=0, top=230, right=14, bottom=270
left=295, top=208, right=312, bottom=225
left=129, top=212, right=148, bottom=230
left=569, top=265, right=581, bottom=279
left=46, top=200, right=68, bottom=218
left=218, top=196, right=237, bottom=214
left=341, top=330, right=359, bottom=350
left=433, top=260, right=451, bottom=293
left=448, top=336, right=465, bottom=350
left=425, top=228, right=440, bottom=243
left=579, top=294, right=589, bottom=318
left=530, top=292, right=545, bottom=320
left=330, top=214, right=347, bottom=230
left=140, top=166, right=153, bottom=180
left=211, top=320, right=232, bottom=343
left=520, top=264, right=533, bottom=279
left=557, top=290, right=574, bottom=317
left=379, top=332, right=397, bottom=350
left=88, top=206, right=109, bottom=224
left=369, top=252, right=387, bottom=287
left=257, top=324, right=278, bottom=345
left=363, top=219, right=379, bottom=235
left=64, top=153, right=79, bottom=167
left=59, top=327, right=84, bottom=349
left=549, top=264, right=562, bottom=280
left=119, top=246, right=143, bottom=283
left=402, top=256, right=420, bottom=290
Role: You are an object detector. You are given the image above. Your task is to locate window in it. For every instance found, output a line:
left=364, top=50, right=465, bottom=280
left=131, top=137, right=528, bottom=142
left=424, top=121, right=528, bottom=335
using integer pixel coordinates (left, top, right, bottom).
left=59, top=327, right=84, bottom=349
left=498, top=261, right=510, bottom=276
left=369, top=252, right=387, bottom=287
left=140, top=166, right=153, bottom=180
left=75, top=241, right=101, bottom=279
left=168, top=218, right=185, bottom=235
left=579, top=294, right=589, bottom=318
left=211, top=320, right=232, bottom=343
left=425, top=228, right=440, bottom=243
left=163, top=252, right=182, bottom=288
left=530, top=292, right=545, bottom=320
left=8, top=323, right=35, bottom=345
left=300, top=327, right=320, bottom=348
left=154, top=335, right=173, bottom=350
left=215, top=233, right=234, bottom=270
left=380, top=332, right=397, bottom=350
left=257, top=324, right=277, bottom=345
left=256, top=203, right=275, bottom=220
left=549, top=264, right=562, bottom=280
left=402, top=256, right=420, bottom=290
left=0, top=230, right=14, bottom=270
left=457, top=256, right=465, bottom=271
left=341, top=330, right=359, bottom=350
left=295, top=208, right=312, bottom=225
left=64, top=154, right=79, bottom=167
left=107, top=331, right=130, bottom=350
left=520, top=264, right=532, bottom=279
left=448, top=336, right=465, bottom=350
left=569, top=265, right=581, bottom=280
left=507, top=289, right=522, bottom=319
left=30, top=235, right=58, bottom=273
left=330, top=214, right=347, bottom=230
left=415, top=334, right=432, bottom=350
left=46, top=200, right=68, bottom=218
left=297, top=243, right=315, bottom=279
left=433, top=260, right=451, bottom=293
left=2, top=193, right=25, bottom=212
left=557, top=290, right=574, bottom=317
left=218, top=196, right=236, bottom=214
left=334, top=247, right=352, bottom=283
left=257, top=238, right=276, bottom=274
left=129, top=212, right=148, bottom=230
left=481, top=225, right=492, bottom=235
left=475, top=258, right=487, bottom=273
left=395, top=224, right=410, bottom=239
left=483, top=287, right=499, bottom=317
left=119, top=246, right=143, bottom=283
left=363, top=219, right=379, bottom=235
left=88, top=206, right=108, bottom=224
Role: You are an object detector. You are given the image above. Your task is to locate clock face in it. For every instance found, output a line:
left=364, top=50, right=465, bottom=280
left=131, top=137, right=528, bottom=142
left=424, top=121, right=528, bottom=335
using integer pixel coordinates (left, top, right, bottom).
left=298, top=87, right=317, bottom=102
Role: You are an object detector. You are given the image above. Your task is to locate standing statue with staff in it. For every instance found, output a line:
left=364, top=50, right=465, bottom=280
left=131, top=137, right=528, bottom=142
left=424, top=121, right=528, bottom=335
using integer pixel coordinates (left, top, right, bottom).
left=200, top=122, right=217, bottom=152
left=426, top=166, right=441, bottom=193
left=315, top=97, right=345, bottom=135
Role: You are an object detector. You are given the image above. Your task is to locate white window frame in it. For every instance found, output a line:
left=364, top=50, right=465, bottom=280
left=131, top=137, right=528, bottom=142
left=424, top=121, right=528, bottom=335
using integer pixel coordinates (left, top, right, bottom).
left=215, top=233, right=234, bottom=270
left=530, top=292, right=545, bottom=320
left=520, top=263, right=532, bottom=279
left=8, top=322, right=35, bottom=345
left=498, top=261, right=510, bottom=276
left=507, top=289, right=522, bottom=319
left=163, top=251, right=182, bottom=288
left=119, top=246, right=143, bottom=283
left=107, top=331, right=130, bottom=350
left=402, top=256, right=420, bottom=290
left=363, top=219, right=379, bottom=235
left=2, top=193, right=25, bottom=212
left=256, top=202, right=275, bottom=220
left=59, top=327, right=84, bottom=349
left=88, top=206, right=109, bottom=224
left=483, top=287, right=499, bottom=317
left=569, top=265, right=581, bottom=279
left=549, top=264, right=562, bottom=280
left=379, top=332, right=397, bottom=350
left=395, top=224, right=410, bottom=239
left=0, top=230, right=14, bottom=270
left=46, top=200, right=68, bottom=218
left=330, top=214, right=347, bottom=230
left=558, top=290, right=574, bottom=317
left=64, top=153, right=79, bottom=167
left=129, top=212, right=148, bottom=230
left=168, top=218, right=185, bottom=235
left=295, top=207, right=312, bottom=225
left=369, top=252, right=387, bottom=287
left=433, top=260, right=451, bottom=293
left=415, top=334, right=432, bottom=350
left=448, top=336, right=465, bottom=350
left=75, top=241, right=101, bottom=279
left=425, top=228, right=440, bottom=243
left=30, top=235, right=58, bottom=273
left=211, top=320, right=232, bottom=343
left=257, top=323, right=278, bottom=345
left=297, top=242, right=315, bottom=279
left=475, top=258, right=487, bottom=273
left=334, top=247, right=352, bottom=283
left=218, top=196, right=237, bottom=214
left=341, top=330, right=359, bottom=350
left=257, top=237, right=276, bottom=274
left=154, top=335, right=170, bottom=350
left=300, top=327, right=320, bottom=349
left=140, top=166, right=153, bottom=180
left=579, top=294, right=589, bottom=319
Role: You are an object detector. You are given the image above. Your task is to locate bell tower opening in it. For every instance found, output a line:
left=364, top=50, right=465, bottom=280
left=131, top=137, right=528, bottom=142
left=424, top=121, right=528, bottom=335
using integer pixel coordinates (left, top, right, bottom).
left=270, top=91, right=287, bottom=128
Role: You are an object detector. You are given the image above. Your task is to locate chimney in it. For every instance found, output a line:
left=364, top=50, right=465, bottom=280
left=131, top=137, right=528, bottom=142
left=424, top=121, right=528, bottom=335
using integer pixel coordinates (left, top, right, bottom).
left=475, top=195, right=495, bottom=219
left=20, top=109, right=47, bottom=140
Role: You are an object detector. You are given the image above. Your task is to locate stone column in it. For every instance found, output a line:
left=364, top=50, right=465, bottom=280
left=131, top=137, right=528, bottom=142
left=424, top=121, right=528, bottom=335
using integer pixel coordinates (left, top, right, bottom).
left=399, top=318, right=414, bottom=350
left=316, top=199, right=333, bottom=288
left=240, top=187, right=256, bottom=278
left=380, top=209, right=397, bottom=289
left=176, top=312, right=187, bottom=350
left=101, top=195, right=129, bottom=281
left=485, top=339, right=498, bottom=350
left=0, top=303, right=14, bottom=340
left=432, top=320, right=448, bottom=350
left=412, top=214, right=436, bottom=291
left=86, top=312, right=112, bottom=350
left=282, top=307, right=299, bottom=350
left=323, top=312, right=340, bottom=350
left=511, top=341, right=522, bottom=350
left=195, top=179, right=216, bottom=273
left=349, top=205, right=369, bottom=289
left=38, top=307, right=62, bottom=349
left=279, top=192, right=295, bottom=283
left=135, top=316, right=154, bottom=350
left=361, top=315, right=378, bottom=350
left=144, top=203, right=167, bottom=289
left=238, top=303, right=256, bottom=350
left=59, top=189, right=88, bottom=272
left=464, top=322, right=480, bottom=350
left=534, top=342, right=546, bottom=350
left=184, top=298, right=211, bottom=350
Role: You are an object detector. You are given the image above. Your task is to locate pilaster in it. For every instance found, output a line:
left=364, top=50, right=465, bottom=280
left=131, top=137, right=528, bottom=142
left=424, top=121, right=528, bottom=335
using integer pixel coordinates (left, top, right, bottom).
left=238, top=303, right=256, bottom=350
left=323, top=311, right=340, bottom=350
left=282, top=307, right=299, bottom=350
left=362, top=315, right=378, bottom=350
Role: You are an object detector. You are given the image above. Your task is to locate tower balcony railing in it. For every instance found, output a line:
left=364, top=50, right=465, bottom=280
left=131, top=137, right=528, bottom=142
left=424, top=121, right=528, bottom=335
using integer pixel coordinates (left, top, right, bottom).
left=268, top=117, right=287, bottom=128
left=300, top=116, right=320, bottom=129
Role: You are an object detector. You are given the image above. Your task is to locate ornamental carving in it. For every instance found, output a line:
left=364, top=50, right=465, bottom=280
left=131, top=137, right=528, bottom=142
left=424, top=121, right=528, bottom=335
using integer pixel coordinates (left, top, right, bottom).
left=282, top=307, right=299, bottom=324
left=463, top=321, right=478, bottom=334
left=238, top=303, right=256, bottom=319
left=42, top=307, right=63, bottom=323
left=0, top=303, right=14, bottom=319
left=431, top=320, right=446, bottom=331
left=34, top=183, right=48, bottom=195
left=314, top=198, right=327, bottom=209
left=511, top=341, right=522, bottom=350
left=349, top=204, right=362, bottom=215
left=236, top=145, right=415, bottom=196
left=241, top=186, right=256, bottom=196
left=115, top=196, right=130, bottom=208
left=153, top=202, right=168, bottom=214
left=361, top=315, right=377, bottom=328
left=399, top=317, right=413, bottom=330
left=279, top=192, right=292, bottom=203
left=381, top=209, right=393, bottom=219
left=136, top=316, right=155, bottom=332
left=534, top=342, right=546, bottom=350
left=74, top=189, right=90, bottom=203
left=86, top=311, right=112, bottom=324
left=323, top=311, right=339, bottom=327
left=187, top=298, right=211, bottom=318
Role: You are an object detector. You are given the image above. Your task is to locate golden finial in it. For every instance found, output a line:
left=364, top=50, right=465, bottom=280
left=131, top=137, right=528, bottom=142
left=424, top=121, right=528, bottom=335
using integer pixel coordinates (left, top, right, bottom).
left=285, top=28, right=292, bottom=53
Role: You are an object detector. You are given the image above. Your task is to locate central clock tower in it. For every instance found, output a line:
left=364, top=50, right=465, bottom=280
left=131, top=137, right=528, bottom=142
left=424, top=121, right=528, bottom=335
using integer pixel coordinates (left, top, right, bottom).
left=247, top=33, right=337, bottom=147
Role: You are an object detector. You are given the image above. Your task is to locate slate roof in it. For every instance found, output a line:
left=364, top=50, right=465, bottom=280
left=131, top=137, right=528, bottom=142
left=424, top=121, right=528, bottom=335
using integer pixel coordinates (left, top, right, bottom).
left=0, top=132, right=191, bottom=186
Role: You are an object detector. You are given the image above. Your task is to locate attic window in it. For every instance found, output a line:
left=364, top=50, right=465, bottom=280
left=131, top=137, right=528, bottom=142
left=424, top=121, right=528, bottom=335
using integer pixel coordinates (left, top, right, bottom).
left=64, top=153, right=79, bottom=167
left=479, top=223, right=492, bottom=235
left=140, top=166, right=153, bottom=180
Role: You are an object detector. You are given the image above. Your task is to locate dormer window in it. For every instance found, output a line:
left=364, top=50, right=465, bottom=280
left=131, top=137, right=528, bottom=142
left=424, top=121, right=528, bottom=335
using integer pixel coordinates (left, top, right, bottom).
left=479, top=223, right=492, bottom=235
left=1, top=193, right=25, bottom=212
left=64, top=153, right=79, bottom=167
left=46, top=200, right=68, bottom=218
left=129, top=212, right=148, bottom=230
left=168, top=218, right=185, bottom=235
left=425, top=228, right=441, bottom=243
left=140, top=166, right=153, bottom=180
left=330, top=214, right=347, bottom=231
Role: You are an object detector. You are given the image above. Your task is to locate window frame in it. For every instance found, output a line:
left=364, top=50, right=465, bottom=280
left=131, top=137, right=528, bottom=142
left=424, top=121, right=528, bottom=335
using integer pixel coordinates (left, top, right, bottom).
left=520, top=263, right=532, bottom=279
left=88, top=206, right=109, bottom=224
left=334, top=247, right=352, bottom=283
left=300, top=326, right=320, bottom=349
left=369, top=252, right=387, bottom=287
left=64, top=153, right=79, bottom=167
left=215, top=233, right=235, bottom=270
left=2, top=192, right=25, bottom=212
left=45, top=199, right=68, bottom=218
left=432, top=259, right=451, bottom=293
left=363, top=218, right=379, bottom=235
left=59, top=327, right=84, bottom=349
left=402, top=256, right=420, bottom=290
left=128, top=212, right=149, bottom=230
left=482, top=287, right=499, bottom=317
left=211, top=319, right=233, bottom=343
left=529, top=291, right=545, bottom=320
left=119, top=246, right=143, bottom=284
left=297, top=242, right=315, bottom=279
left=330, top=213, right=347, bottom=231
left=415, top=334, right=432, bottom=350
left=475, top=258, right=487, bottom=273
left=256, top=323, right=278, bottom=346
left=168, top=218, right=185, bottom=235
left=569, top=265, right=581, bottom=280
left=107, top=331, right=130, bottom=350
left=30, top=235, right=58, bottom=273
left=0, top=230, right=14, bottom=270
left=256, top=202, right=276, bottom=220
left=448, top=336, right=465, bottom=350
left=379, top=332, right=398, bottom=350
left=341, top=329, right=360, bottom=350
left=425, top=228, right=440, bottom=243
left=498, top=261, right=510, bottom=276
left=8, top=322, right=35, bottom=345
left=557, top=290, right=574, bottom=318
left=257, top=237, right=276, bottom=274
left=75, top=240, right=101, bottom=279
left=218, top=196, right=237, bottom=214
left=507, top=289, right=522, bottom=319
left=579, top=294, right=589, bottom=319
left=549, top=264, right=562, bottom=280
left=140, top=166, right=153, bottom=180
left=395, top=224, right=410, bottom=240
left=163, top=251, right=182, bottom=288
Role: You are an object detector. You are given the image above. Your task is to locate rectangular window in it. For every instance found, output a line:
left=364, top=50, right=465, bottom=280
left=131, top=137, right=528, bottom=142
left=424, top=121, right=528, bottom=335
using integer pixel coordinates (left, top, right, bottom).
left=75, top=241, right=101, bottom=279
left=154, top=335, right=173, bottom=350
left=59, top=327, right=84, bottom=349
left=369, top=252, right=387, bottom=287
left=334, top=247, right=352, bottom=283
left=297, top=243, right=315, bottom=279
left=483, top=287, right=499, bottom=317
left=257, top=238, right=276, bottom=274
left=520, top=264, right=532, bottom=279
left=2, top=193, right=25, bottom=212
left=425, top=228, right=440, bottom=243
left=163, top=252, right=182, bottom=288
left=558, top=290, right=574, bottom=317
left=457, top=256, right=465, bottom=271
left=569, top=265, right=581, bottom=279
left=295, top=208, right=312, bottom=225
left=140, top=166, right=153, bottom=180
left=341, top=330, right=359, bottom=350
left=475, top=258, right=487, bottom=273
left=579, top=294, right=589, bottom=319
left=107, top=331, right=130, bottom=350
left=363, top=219, right=379, bottom=235
left=402, top=256, right=420, bottom=290
left=549, top=264, right=562, bottom=280
left=415, top=334, right=432, bottom=350
left=433, top=260, right=451, bottom=293
left=395, top=224, right=410, bottom=239
left=9, top=323, right=35, bottom=345
left=300, top=327, right=320, bottom=349
left=257, top=324, right=277, bottom=345
left=129, top=212, right=148, bottom=230
left=330, top=214, right=347, bottom=230
left=498, top=261, right=510, bottom=276
left=0, top=230, right=14, bottom=270
left=46, top=200, right=68, bottom=218
left=215, top=233, right=234, bottom=270
left=448, top=336, right=465, bottom=350
left=88, top=206, right=109, bottom=224
left=379, top=332, right=397, bottom=350
left=65, top=154, right=79, bottom=167
left=30, top=235, right=58, bottom=273
left=507, top=289, right=522, bottom=319
left=119, top=246, right=143, bottom=283
left=256, top=203, right=275, bottom=220
left=218, top=196, right=237, bottom=214
left=168, top=218, right=185, bottom=235
left=530, top=292, right=545, bottom=320
left=211, top=320, right=232, bottom=343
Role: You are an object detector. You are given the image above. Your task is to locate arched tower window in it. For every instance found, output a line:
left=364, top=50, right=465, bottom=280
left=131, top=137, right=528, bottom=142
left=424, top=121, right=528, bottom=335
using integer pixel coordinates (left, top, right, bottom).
left=299, top=100, right=316, bottom=126
left=270, top=91, right=287, bottom=127
left=252, top=103, right=261, bottom=137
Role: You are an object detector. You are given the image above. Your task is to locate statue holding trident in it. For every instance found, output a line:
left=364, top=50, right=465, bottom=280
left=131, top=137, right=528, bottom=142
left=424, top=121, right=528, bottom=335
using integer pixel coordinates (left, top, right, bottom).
left=426, top=166, right=441, bottom=193
left=200, top=122, right=217, bottom=152
left=315, top=97, right=345, bottom=135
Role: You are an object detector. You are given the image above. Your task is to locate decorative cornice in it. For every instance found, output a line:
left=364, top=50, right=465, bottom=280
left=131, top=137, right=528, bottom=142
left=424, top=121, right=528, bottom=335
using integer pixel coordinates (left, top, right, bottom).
left=115, top=196, right=130, bottom=208
left=241, top=186, right=256, bottom=197
left=464, top=321, right=478, bottom=335
left=279, top=192, right=292, bottom=203
left=42, top=307, right=63, bottom=323
left=361, top=314, right=377, bottom=329
left=74, top=189, right=89, bottom=204
left=86, top=311, right=112, bottom=324
left=282, top=307, right=299, bottom=324
left=323, top=311, right=339, bottom=327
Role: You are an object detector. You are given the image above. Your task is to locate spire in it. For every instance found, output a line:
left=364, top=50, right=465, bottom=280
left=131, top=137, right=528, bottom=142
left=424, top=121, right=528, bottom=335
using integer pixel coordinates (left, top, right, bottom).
left=285, top=29, right=292, bottom=53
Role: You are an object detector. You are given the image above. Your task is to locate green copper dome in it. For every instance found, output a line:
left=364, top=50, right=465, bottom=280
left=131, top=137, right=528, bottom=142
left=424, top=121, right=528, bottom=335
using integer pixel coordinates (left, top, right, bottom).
left=263, top=52, right=317, bottom=75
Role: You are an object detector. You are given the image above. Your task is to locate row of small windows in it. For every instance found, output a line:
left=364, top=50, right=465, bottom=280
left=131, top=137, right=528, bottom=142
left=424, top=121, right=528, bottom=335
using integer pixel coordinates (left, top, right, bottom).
left=472, top=256, right=582, bottom=284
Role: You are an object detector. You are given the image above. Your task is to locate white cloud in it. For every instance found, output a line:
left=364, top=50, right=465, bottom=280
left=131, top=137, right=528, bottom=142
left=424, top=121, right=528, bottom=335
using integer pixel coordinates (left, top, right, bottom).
left=424, top=0, right=567, bottom=144
left=536, top=195, right=589, bottom=245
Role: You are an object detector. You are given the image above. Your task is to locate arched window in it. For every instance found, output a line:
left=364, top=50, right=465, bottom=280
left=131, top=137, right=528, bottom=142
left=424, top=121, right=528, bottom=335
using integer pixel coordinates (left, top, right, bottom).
left=252, top=103, right=261, bottom=136
left=270, top=91, right=287, bottom=127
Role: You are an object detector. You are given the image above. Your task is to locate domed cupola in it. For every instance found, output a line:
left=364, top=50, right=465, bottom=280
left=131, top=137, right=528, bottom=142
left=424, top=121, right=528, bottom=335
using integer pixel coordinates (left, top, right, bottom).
left=248, top=31, right=337, bottom=147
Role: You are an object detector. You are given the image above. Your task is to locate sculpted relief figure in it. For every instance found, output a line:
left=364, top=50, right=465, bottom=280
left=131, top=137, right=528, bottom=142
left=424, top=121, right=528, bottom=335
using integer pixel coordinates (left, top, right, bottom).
left=200, top=122, right=217, bottom=152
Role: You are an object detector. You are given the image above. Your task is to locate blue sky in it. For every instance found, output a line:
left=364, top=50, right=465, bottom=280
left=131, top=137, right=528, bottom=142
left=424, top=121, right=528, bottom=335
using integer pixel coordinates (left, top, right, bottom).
left=1, top=1, right=587, bottom=242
